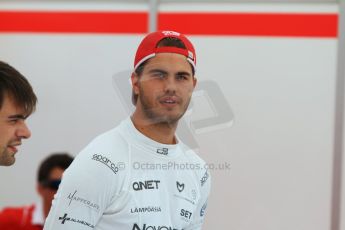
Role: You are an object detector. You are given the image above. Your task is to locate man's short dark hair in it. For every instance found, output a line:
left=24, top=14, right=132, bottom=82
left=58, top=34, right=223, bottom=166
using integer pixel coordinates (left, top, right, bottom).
left=132, top=37, right=194, bottom=105
left=37, top=153, right=74, bottom=184
left=0, top=60, right=37, bottom=115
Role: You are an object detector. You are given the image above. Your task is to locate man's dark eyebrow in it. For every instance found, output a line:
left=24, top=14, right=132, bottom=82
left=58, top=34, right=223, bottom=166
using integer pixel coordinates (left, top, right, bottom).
left=176, top=71, right=192, bottom=77
left=8, top=114, right=27, bottom=120
left=148, top=69, right=168, bottom=75
left=148, top=69, right=192, bottom=77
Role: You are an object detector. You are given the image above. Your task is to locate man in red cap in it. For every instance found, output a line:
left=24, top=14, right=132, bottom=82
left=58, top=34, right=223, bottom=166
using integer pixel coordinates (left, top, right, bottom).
left=44, top=31, right=211, bottom=230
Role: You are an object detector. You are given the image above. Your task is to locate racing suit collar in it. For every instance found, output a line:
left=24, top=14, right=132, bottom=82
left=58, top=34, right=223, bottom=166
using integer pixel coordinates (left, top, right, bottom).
left=124, top=117, right=181, bottom=158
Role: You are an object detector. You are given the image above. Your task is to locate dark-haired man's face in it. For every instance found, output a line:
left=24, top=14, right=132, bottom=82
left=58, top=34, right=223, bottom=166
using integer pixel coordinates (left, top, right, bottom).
left=0, top=94, right=31, bottom=166
left=132, top=53, right=196, bottom=125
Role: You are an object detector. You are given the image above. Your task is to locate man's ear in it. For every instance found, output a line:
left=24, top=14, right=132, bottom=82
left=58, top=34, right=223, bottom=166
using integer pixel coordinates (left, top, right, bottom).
left=193, top=76, right=197, bottom=89
left=131, top=72, right=140, bottom=95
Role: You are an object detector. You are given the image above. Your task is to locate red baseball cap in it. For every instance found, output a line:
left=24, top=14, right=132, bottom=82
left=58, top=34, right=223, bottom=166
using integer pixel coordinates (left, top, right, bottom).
left=134, top=30, right=196, bottom=72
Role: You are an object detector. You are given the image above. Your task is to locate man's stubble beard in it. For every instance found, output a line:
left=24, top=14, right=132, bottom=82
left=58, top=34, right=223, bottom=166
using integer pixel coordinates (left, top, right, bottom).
left=138, top=86, right=192, bottom=126
left=0, top=146, right=15, bottom=166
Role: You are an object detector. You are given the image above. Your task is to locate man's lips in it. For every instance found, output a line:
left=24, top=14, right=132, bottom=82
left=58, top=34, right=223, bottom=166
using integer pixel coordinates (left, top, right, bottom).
left=7, top=143, right=21, bottom=153
left=159, top=96, right=180, bottom=105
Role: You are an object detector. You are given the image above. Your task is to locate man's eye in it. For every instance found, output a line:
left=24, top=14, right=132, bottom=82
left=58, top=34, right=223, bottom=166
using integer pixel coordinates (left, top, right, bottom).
left=152, top=72, right=165, bottom=78
left=176, top=75, right=188, bottom=80
left=9, top=119, right=18, bottom=124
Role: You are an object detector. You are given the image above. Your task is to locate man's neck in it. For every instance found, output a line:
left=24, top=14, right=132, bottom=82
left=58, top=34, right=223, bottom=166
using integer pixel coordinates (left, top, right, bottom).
left=131, top=113, right=177, bottom=145
left=43, top=200, right=51, bottom=220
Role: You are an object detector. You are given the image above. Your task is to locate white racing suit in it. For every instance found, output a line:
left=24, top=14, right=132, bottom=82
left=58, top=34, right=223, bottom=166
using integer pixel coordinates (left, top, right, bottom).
left=44, top=117, right=211, bottom=230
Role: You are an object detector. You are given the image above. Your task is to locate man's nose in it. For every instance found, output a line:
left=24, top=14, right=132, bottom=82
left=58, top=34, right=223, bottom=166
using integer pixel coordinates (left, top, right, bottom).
left=164, top=76, right=177, bottom=94
left=17, top=121, right=31, bottom=139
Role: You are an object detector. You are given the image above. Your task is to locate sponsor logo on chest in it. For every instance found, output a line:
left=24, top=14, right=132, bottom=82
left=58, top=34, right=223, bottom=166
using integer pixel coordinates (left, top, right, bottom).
left=92, top=154, right=119, bottom=174
left=180, top=208, right=193, bottom=221
left=173, top=181, right=197, bottom=205
left=130, top=206, right=161, bottom=213
left=132, top=180, right=160, bottom=191
left=132, top=223, right=179, bottom=230
left=58, top=213, right=94, bottom=228
left=156, top=148, right=169, bottom=155
left=67, top=190, right=100, bottom=212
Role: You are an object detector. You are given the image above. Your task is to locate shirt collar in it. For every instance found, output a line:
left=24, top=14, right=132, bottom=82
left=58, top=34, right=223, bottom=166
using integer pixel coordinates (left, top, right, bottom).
left=122, top=117, right=181, bottom=158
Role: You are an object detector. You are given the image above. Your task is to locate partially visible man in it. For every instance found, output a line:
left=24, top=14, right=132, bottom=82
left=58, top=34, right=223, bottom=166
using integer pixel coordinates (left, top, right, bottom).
left=0, top=153, right=74, bottom=229
left=0, top=60, right=37, bottom=166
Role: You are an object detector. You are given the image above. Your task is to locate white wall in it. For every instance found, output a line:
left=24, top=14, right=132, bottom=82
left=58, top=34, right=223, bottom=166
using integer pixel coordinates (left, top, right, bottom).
left=0, top=1, right=339, bottom=230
